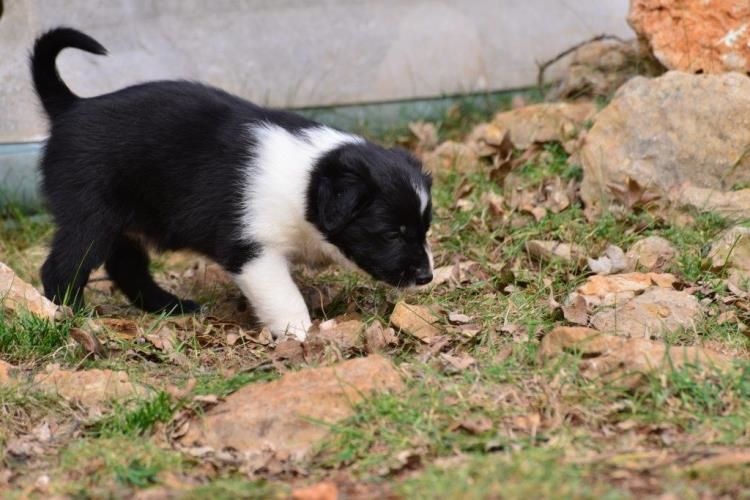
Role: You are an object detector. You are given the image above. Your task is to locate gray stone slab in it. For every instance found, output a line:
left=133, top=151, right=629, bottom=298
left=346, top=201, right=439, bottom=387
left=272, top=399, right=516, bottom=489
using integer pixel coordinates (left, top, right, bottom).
left=1, top=0, right=632, bottom=142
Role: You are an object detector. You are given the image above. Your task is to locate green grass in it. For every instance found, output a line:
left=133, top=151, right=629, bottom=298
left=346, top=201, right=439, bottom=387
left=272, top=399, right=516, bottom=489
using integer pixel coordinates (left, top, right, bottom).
left=398, top=449, right=629, bottom=500
left=0, top=311, right=72, bottom=362
left=90, top=391, right=174, bottom=437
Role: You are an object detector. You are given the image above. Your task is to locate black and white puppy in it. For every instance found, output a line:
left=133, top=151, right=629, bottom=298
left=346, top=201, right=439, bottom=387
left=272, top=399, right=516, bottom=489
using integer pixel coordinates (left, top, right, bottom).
left=31, top=27, right=433, bottom=340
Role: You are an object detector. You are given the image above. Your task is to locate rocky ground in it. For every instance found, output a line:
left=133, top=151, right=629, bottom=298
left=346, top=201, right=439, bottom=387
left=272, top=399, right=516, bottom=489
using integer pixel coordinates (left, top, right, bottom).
left=3, top=37, right=750, bottom=498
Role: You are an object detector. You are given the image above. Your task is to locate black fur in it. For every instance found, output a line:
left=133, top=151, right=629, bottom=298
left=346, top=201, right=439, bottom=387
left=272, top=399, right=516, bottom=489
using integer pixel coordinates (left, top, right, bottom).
left=31, top=27, right=432, bottom=314
left=307, top=144, right=433, bottom=287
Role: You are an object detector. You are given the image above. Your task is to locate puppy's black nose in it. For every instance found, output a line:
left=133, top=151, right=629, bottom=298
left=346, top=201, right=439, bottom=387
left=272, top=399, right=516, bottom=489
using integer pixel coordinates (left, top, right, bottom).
left=415, top=268, right=433, bottom=285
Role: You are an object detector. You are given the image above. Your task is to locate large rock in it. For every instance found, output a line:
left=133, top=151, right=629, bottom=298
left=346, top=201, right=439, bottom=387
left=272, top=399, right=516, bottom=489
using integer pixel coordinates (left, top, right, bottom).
left=178, top=355, right=403, bottom=462
left=540, top=326, right=733, bottom=387
left=33, top=365, right=149, bottom=408
left=0, top=262, right=59, bottom=321
left=590, top=287, right=702, bottom=339
left=580, top=72, right=750, bottom=215
left=709, top=226, right=750, bottom=273
left=629, top=0, right=750, bottom=74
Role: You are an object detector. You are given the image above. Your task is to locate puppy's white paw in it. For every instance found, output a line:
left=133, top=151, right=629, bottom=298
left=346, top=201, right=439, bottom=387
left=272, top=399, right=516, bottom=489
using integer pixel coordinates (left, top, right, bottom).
left=270, top=316, right=312, bottom=342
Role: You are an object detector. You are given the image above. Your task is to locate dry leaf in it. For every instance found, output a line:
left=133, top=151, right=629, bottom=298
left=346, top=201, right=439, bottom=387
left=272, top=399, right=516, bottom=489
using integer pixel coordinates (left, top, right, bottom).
left=390, top=302, right=441, bottom=343
left=562, top=294, right=589, bottom=325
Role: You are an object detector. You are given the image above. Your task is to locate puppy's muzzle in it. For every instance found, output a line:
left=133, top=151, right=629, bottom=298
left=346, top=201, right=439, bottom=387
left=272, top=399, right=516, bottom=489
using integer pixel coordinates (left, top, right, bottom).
left=415, top=266, right=433, bottom=286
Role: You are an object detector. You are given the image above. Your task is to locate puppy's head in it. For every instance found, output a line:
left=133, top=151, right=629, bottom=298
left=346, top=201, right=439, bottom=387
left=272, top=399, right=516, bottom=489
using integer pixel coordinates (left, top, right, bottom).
left=308, top=142, right=433, bottom=287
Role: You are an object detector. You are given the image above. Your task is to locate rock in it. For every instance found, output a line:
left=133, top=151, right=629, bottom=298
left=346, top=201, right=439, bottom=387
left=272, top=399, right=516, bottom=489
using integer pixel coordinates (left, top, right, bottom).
left=0, top=261, right=59, bottom=321
left=539, top=327, right=601, bottom=360
left=709, top=226, right=750, bottom=273
left=587, top=245, right=627, bottom=275
left=292, top=482, right=339, bottom=500
left=33, top=365, right=149, bottom=407
left=670, top=184, right=750, bottom=218
left=492, top=101, right=597, bottom=150
left=540, top=326, right=732, bottom=387
left=571, top=272, right=677, bottom=309
left=422, top=141, right=479, bottom=176
left=390, top=302, right=441, bottom=343
left=625, top=236, right=676, bottom=272
left=629, top=0, right=750, bottom=74
left=590, top=287, right=702, bottom=339
left=525, top=240, right=587, bottom=266
left=178, top=355, right=404, bottom=462
left=580, top=72, right=750, bottom=216
left=551, top=39, right=662, bottom=100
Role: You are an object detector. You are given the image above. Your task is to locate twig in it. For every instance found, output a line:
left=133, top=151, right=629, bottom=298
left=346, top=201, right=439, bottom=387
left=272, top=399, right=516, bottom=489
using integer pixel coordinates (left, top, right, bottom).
left=536, top=34, right=627, bottom=97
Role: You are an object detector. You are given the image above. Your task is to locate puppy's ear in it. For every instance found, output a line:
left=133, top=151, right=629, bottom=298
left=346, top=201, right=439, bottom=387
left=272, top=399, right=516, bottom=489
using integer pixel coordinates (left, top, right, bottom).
left=316, top=165, right=374, bottom=234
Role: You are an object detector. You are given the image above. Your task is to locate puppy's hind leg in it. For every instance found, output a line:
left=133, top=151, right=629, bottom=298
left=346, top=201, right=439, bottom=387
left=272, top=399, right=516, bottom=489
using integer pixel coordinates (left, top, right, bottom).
left=42, top=225, right=114, bottom=310
left=105, top=235, right=200, bottom=314
left=232, top=250, right=311, bottom=341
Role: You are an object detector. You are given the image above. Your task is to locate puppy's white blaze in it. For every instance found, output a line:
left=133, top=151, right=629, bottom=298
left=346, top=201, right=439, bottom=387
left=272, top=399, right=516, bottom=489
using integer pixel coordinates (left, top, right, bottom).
left=233, top=251, right=312, bottom=340
left=425, top=241, right=434, bottom=272
left=415, top=183, right=429, bottom=213
left=241, top=123, right=363, bottom=260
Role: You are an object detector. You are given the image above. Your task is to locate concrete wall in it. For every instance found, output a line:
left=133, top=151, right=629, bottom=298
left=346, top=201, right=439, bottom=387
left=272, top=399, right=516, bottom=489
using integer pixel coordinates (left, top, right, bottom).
left=0, top=0, right=632, bottom=143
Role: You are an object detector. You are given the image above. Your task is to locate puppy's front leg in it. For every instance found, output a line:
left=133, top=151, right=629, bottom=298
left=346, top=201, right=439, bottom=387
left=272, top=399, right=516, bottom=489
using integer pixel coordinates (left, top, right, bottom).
left=233, top=250, right=312, bottom=341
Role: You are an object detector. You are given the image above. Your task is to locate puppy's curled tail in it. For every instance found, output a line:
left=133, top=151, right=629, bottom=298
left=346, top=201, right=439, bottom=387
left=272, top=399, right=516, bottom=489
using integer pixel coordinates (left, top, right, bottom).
left=30, top=27, right=107, bottom=119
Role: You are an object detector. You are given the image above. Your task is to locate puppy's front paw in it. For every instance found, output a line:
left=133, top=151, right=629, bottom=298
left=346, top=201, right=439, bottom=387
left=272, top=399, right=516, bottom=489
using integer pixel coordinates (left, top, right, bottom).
left=270, top=316, right=312, bottom=342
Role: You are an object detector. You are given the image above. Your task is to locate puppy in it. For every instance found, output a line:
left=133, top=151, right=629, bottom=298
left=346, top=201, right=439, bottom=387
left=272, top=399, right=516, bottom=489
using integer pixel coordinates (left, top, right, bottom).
left=30, top=27, right=433, bottom=340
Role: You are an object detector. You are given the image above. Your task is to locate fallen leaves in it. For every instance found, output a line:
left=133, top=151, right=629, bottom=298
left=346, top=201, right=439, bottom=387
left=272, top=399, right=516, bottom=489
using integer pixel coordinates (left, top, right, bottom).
left=587, top=245, right=627, bottom=275
left=390, top=302, right=441, bottom=343
left=526, top=240, right=587, bottom=266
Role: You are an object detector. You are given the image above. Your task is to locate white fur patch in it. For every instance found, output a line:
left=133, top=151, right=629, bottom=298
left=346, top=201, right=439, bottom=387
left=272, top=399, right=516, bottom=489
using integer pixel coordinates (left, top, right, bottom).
left=233, top=251, right=311, bottom=340
left=415, top=183, right=429, bottom=214
left=425, top=241, right=434, bottom=273
left=241, top=123, right=363, bottom=260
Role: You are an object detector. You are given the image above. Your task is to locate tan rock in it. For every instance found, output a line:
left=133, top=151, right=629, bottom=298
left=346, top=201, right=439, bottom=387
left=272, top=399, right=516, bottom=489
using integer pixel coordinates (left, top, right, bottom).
left=580, top=72, right=750, bottom=216
left=34, top=365, right=149, bottom=407
left=573, top=272, right=677, bottom=308
left=292, top=481, right=339, bottom=500
left=709, top=226, right=750, bottom=273
left=0, top=261, right=58, bottom=321
left=538, top=326, right=602, bottom=360
left=390, top=302, right=441, bottom=343
left=670, top=184, right=750, bottom=219
left=493, top=101, right=597, bottom=150
left=178, top=355, right=404, bottom=461
left=625, top=236, right=676, bottom=272
left=629, top=0, right=750, bottom=74
left=590, top=287, right=702, bottom=339
left=540, top=327, right=732, bottom=387
left=525, top=240, right=587, bottom=265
